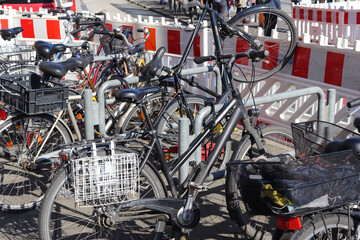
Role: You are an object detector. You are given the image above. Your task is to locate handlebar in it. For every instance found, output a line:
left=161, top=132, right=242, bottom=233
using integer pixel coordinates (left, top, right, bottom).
left=181, top=0, right=226, bottom=24
left=93, top=27, right=150, bottom=55
left=193, top=50, right=269, bottom=64
left=347, top=99, right=360, bottom=108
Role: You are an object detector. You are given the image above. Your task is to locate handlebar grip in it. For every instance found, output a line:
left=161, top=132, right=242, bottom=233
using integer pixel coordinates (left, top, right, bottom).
left=93, top=29, right=110, bottom=35
left=347, top=98, right=360, bottom=108
left=194, top=56, right=216, bottom=64
left=50, top=8, right=64, bottom=14
left=58, top=16, right=70, bottom=20
left=137, top=29, right=144, bottom=33
left=248, top=50, right=269, bottom=60
left=70, top=28, right=82, bottom=36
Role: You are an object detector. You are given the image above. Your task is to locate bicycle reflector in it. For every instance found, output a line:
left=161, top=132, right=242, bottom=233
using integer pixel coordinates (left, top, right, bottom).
left=276, top=217, right=302, bottom=230
left=59, top=151, right=69, bottom=161
left=0, top=109, right=6, bottom=120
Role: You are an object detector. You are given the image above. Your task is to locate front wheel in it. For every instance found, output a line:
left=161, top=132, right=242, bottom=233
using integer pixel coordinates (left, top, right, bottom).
left=39, top=152, right=167, bottom=240
left=224, top=6, right=298, bottom=82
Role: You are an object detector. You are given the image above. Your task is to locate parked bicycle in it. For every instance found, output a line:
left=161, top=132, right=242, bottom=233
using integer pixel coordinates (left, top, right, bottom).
left=226, top=98, right=360, bottom=240
left=37, top=2, right=297, bottom=239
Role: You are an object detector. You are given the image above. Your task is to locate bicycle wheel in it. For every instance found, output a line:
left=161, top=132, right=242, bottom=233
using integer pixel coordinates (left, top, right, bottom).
left=227, top=125, right=294, bottom=240
left=39, top=149, right=168, bottom=240
left=156, top=95, right=232, bottom=170
left=0, top=114, right=72, bottom=210
left=292, top=213, right=354, bottom=240
left=120, top=91, right=167, bottom=134
left=224, top=6, right=297, bottom=82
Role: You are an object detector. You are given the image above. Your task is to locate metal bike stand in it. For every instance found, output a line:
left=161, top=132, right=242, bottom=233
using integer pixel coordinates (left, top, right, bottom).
left=83, top=88, right=100, bottom=140
left=177, top=86, right=336, bottom=181
left=94, top=66, right=223, bottom=138
left=178, top=117, right=191, bottom=194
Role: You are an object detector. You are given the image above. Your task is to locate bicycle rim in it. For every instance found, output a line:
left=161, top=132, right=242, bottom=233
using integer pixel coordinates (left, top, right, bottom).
left=0, top=114, right=71, bottom=210
left=224, top=6, right=297, bottom=82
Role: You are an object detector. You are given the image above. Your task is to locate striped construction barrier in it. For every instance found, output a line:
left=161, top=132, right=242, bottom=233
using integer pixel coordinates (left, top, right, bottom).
left=292, top=4, right=360, bottom=46
left=2, top=8, right=360, bottom=90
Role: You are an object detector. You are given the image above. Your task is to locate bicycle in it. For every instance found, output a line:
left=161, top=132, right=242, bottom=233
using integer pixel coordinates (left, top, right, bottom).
left=117, top=0, right=297, bottom=165
left=226, top=98, right=360, bottom=240
left=38, top=2, right=297, bottom=238
left=0, top=39, right=151, bottom=211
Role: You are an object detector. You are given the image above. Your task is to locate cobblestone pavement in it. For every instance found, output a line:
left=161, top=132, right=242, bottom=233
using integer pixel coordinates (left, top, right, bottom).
left=0, top=178, right=248, bottom=240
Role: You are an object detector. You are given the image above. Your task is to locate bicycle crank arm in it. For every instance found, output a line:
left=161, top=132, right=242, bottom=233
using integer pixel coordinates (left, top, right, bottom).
left=123, top=198, right=200, bottom=229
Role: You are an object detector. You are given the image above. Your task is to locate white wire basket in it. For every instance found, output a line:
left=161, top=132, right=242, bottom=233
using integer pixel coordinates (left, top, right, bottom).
left=71, top=153, right=140, bottom=207
left=0, top=44, right=36, bottom=62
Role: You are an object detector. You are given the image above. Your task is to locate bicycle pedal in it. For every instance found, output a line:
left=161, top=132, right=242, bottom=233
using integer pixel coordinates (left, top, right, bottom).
left=189, top=182, right=208, bottom=191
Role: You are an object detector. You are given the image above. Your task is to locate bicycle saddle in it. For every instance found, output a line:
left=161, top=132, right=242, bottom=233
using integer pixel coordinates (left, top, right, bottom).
left=141, top=47, right=166, bottom=78
left=0, top=27, right=23, bottom=41
left=33, top=40, right=67, bottom=60
left=112, top=86, right=161, bottom=103
left=39, top=56, right=94, bottom=79
left=322, top=137, right=360, bottom=154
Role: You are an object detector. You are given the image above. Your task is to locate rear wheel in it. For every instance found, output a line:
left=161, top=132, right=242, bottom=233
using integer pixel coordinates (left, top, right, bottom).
left=0, top=114, right=72, bottom=210
left=224, top=6, right=297, bottom=82
left=292, top=213, right=354, bottom=240
left=227, top=125, right=294, bottom=240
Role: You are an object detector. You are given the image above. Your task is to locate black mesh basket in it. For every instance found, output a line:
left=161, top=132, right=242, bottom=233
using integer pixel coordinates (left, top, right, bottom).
left=100, top=35, right=127, bottom=55
left=291, top=120, right=360, bottom=157
left=231, top=151, right=360, bottom=217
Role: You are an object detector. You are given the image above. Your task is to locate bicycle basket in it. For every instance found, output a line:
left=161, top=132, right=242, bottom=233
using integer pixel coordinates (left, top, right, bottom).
left=71, top=153, right=140, bottom=206
left=229, top=150, right=360, bottom=217
left=291, top=120, right=360, bottom=157
left=0, top=73, right=68, bottom=115
left=100, top=35, right=126, bottom=55
left=0, top=44, right=37, bottom=63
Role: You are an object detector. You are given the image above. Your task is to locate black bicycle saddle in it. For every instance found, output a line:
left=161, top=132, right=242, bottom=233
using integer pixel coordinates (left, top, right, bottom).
left=33, top=40, right=67, bottom=60
left=112, top=86, right=161, bottom=103
left=0, top=27, right=23, bottom=41
left=141, top=47, right=166, bottom=78
left=39, top=56, right=94, bottom=79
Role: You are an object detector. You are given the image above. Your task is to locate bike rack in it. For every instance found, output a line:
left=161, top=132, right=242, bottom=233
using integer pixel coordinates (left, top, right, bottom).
left=177, top=87, right=337, bottom=181
left=85, top=65, right=223, bottom=139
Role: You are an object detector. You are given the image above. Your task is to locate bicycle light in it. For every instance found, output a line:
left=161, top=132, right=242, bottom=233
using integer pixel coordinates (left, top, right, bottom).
left=0, top=109, right=7, bottom=120
left=276, top=216, right=302, bottom=230
left=59, top=151, right=69, bottom=161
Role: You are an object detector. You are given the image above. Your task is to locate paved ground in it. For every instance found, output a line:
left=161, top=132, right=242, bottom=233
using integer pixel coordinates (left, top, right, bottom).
left=0, top=0, right=292, bottom=239
left=0, top=179, right=248, bottom=240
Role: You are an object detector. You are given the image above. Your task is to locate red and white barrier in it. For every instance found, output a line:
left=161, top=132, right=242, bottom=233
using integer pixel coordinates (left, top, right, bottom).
left=292, top=3, right=360, bottom=45
left=1, top=8, right=360, bottom=90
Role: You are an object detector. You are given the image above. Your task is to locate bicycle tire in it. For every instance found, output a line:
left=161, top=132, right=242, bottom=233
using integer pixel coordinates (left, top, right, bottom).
left=291, top=213, right=354, bottom=239
left=225, top=6, right=297, bottom=82
left=156, top=95, right=232, bottom=170
left=227, top=125, right=294, bottom=240
left=0, top=114, right=72, bottom=210
left=39, top=148, right=168, bottom=240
